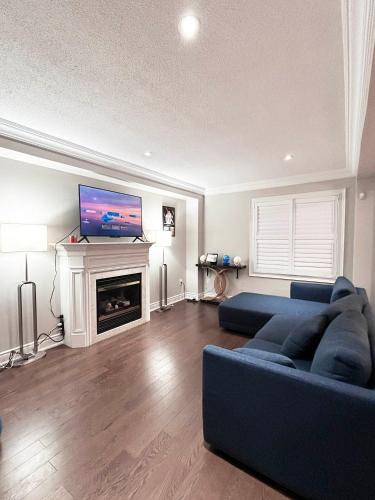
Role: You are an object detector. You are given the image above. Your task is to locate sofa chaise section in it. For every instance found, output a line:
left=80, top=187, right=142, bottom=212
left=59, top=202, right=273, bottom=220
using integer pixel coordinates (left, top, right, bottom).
left=219, top=285, right=330, bottom=335
left=218, top=280, right=366, bottom=336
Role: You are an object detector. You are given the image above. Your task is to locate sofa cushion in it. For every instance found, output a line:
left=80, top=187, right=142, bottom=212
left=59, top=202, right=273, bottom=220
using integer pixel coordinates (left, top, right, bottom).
left=219, top=292, right=327, bottom=336
left=255, top=314, right=309, bottom=345
left=322, top=294, right=364, bottom=323
left=363, top=303, right=375, bottom=387
left=241, top=340, right=312, bottom=372
left=292, top=358, right=313, bottom=372
left=280, top=315, right=328, bottom=359
left=311, top=310, right=371, bottom=387
left=356, top=287, right=369, bottom=304
left=234, top=348, right=296, bottom=368
left=330, top=276, right=356, bottom=303
left=243, top=338, right=283, bottom=354
left=290, top=281, right=333, bottom=304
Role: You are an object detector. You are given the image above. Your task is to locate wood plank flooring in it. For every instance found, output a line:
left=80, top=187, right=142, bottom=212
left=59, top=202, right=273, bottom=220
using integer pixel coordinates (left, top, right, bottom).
left=0, top=301, right=289, bottom=500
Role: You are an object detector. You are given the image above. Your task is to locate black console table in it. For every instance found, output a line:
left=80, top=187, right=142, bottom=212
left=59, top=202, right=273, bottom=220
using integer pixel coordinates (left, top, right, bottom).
left=196, top=263, right=247, bottom=304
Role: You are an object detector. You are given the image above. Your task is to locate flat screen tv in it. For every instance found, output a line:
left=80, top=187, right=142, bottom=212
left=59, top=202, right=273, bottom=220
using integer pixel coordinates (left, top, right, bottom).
left=79, top=184, right=142, bottom=238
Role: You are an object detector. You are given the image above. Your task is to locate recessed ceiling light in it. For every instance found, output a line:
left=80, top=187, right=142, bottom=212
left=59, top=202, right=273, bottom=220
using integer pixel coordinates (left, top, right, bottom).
left=284, top=154, right=294, bottom=161
left=144, top=151, right=152, bottom=157
left=178, top=15, right=200, bottom=40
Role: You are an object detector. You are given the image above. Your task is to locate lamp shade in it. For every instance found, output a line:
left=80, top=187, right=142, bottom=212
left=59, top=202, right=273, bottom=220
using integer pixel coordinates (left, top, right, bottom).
left=153, top=230, right=172, bottom=248
left=0, top=224, right=48, bottom=252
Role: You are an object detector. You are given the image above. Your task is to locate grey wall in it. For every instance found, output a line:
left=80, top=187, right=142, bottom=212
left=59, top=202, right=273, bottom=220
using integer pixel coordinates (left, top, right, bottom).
left=353, top=177, right=375, bottom=305
left=205, top=177, right=356, bottom=298
left=0, top=158, right=186, bottom=353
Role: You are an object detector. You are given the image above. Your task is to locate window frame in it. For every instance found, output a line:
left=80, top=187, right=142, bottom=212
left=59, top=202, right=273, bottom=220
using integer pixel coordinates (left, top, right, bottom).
left=249, top=189, right=346, bottom=283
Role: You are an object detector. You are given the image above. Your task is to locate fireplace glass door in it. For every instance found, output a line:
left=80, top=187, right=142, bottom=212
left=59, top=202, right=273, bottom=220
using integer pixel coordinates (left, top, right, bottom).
left=96, top=273, right=142, bottom=334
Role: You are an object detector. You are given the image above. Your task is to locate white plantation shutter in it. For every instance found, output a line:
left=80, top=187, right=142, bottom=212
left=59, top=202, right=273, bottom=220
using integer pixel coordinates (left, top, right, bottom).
left=293, top=197, right=337, bottom=279
left=252, top=191, right=344, bottom=280
left=254, top=200, right=291, bottom=274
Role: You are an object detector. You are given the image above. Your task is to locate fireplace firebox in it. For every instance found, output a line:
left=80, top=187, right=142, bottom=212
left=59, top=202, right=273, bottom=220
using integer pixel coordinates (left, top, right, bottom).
left=96, top=273, right=142, bottom=334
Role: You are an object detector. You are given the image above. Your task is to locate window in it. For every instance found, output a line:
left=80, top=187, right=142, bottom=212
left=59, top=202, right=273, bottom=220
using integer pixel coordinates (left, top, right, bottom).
left=251, top=190, right=345, bottom=281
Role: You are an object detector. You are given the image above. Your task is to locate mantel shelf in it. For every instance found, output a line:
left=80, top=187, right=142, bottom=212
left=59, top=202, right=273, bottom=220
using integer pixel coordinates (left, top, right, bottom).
left=56, top=241, right=153, bottom=248
left=56, top=241, right=154, bottom=257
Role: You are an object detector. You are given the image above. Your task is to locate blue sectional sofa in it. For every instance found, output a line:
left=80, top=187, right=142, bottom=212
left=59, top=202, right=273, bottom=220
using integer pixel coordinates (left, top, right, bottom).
left=203, top=277, right=375, bottom=500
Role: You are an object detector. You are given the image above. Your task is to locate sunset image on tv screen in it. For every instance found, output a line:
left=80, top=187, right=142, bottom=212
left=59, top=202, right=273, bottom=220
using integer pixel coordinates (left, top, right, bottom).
left=79, top=185, right=142, bottom=237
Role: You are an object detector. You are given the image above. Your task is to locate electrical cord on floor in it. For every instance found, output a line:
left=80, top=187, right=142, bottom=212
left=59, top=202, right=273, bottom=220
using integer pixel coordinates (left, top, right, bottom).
left=0, top=324, right=64, bottom=373
left=0, top=350, right=18, bottom=372
left=37, top=324, right=64, bottom=346
left=49, top=224, right=80, bottom=319
left=38, top=332, right=64, bottom=346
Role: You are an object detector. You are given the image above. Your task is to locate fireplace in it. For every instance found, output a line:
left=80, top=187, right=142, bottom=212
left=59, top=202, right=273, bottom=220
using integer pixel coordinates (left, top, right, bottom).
left=57, top=242, right=152, bottom=348
left=96, top=273, right=142, bottom=334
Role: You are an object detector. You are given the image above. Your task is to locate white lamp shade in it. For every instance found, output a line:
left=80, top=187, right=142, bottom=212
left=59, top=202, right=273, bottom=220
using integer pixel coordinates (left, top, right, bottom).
left=0, top=224, right=48, bottom=252
left=152, top=230, right=172, bottom=248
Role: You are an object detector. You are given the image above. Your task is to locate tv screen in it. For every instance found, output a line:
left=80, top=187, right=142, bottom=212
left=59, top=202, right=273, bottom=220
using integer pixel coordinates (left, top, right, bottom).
left=79, top=185, right=142, bottom=238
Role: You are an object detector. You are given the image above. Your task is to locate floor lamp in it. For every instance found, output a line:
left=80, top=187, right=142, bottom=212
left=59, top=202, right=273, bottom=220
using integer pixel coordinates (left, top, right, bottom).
left=0, top=223, right=48, bottom=366
left=153, top=230, right=172, bottom=312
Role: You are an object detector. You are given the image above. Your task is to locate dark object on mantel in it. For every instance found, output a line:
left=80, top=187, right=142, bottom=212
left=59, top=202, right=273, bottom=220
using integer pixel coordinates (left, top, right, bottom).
left=196, top=263, right=247, bottom=279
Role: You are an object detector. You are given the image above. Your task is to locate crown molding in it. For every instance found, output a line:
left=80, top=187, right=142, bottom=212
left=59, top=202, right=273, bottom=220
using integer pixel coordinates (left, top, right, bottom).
left=0, top=118, right=205, bottom=195
left=0, top=146, right=194, bottom=200
left=342, top=0, right=375, bottom=176
left=204, top=168, right=353, bottom=196
left=0, top=121, right=356, bottom=199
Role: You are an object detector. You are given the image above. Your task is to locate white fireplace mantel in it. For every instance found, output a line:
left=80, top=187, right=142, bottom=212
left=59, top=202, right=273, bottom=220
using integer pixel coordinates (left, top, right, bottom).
left=57, top=242, right=153, bottom=348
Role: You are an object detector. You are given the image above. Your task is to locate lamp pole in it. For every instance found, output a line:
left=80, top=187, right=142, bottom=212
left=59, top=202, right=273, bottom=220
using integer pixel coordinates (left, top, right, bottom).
left=0, top=224, right=48, bottom=365
left=156, top=232, right=172, bottom=312
left=15, top=252, right=44, bottom=364
left=24, top=252, right=28, bottom=282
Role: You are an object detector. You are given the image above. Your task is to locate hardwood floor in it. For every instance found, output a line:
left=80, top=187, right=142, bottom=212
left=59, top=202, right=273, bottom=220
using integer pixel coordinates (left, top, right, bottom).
left=0, top=301, right=289, bottom=500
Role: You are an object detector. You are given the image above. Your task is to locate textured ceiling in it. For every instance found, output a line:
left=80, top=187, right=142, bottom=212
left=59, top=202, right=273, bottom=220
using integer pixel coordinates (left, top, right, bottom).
left=0, top=0, right=346, bottom=189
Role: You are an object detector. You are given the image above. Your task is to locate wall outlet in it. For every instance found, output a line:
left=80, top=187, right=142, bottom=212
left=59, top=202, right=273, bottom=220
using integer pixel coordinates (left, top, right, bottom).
left=59, top=314, right=65, bottom=337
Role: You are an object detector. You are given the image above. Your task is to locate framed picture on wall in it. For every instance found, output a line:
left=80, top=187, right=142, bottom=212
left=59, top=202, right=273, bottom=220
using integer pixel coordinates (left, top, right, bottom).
left=163, top=206, right=175, bottom=237
left=206, top=253, right=218, bottom=264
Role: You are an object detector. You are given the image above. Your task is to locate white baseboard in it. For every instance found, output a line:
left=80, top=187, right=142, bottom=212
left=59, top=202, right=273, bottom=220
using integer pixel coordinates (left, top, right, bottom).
left=185, top=292, right=204, bottom=301
left=150, top=293, right=185, bottom=311
left=0, top=333, right=63, bottom=365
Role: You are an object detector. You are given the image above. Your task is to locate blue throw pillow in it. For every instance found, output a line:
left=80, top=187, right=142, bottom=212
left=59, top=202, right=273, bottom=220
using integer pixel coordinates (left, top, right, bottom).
left=330, top=276, right=356, bottom=303
left=281, top=315, right=328, bottom=359
left=322, top=294, right=364, bottom=323
left=234, top=348, right=296, bottom=368
left=311, top=310, right=371, bottom=387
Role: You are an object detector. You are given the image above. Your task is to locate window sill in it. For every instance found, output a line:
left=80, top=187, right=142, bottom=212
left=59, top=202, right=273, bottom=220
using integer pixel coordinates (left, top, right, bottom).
left=249, top=272, right=335, bottom=284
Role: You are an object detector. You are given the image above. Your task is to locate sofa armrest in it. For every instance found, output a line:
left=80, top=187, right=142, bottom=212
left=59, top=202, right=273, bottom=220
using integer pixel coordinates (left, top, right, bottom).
left=290, top=281, right=333, bottom=303
left=203, top=345, right=375, bottom=500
